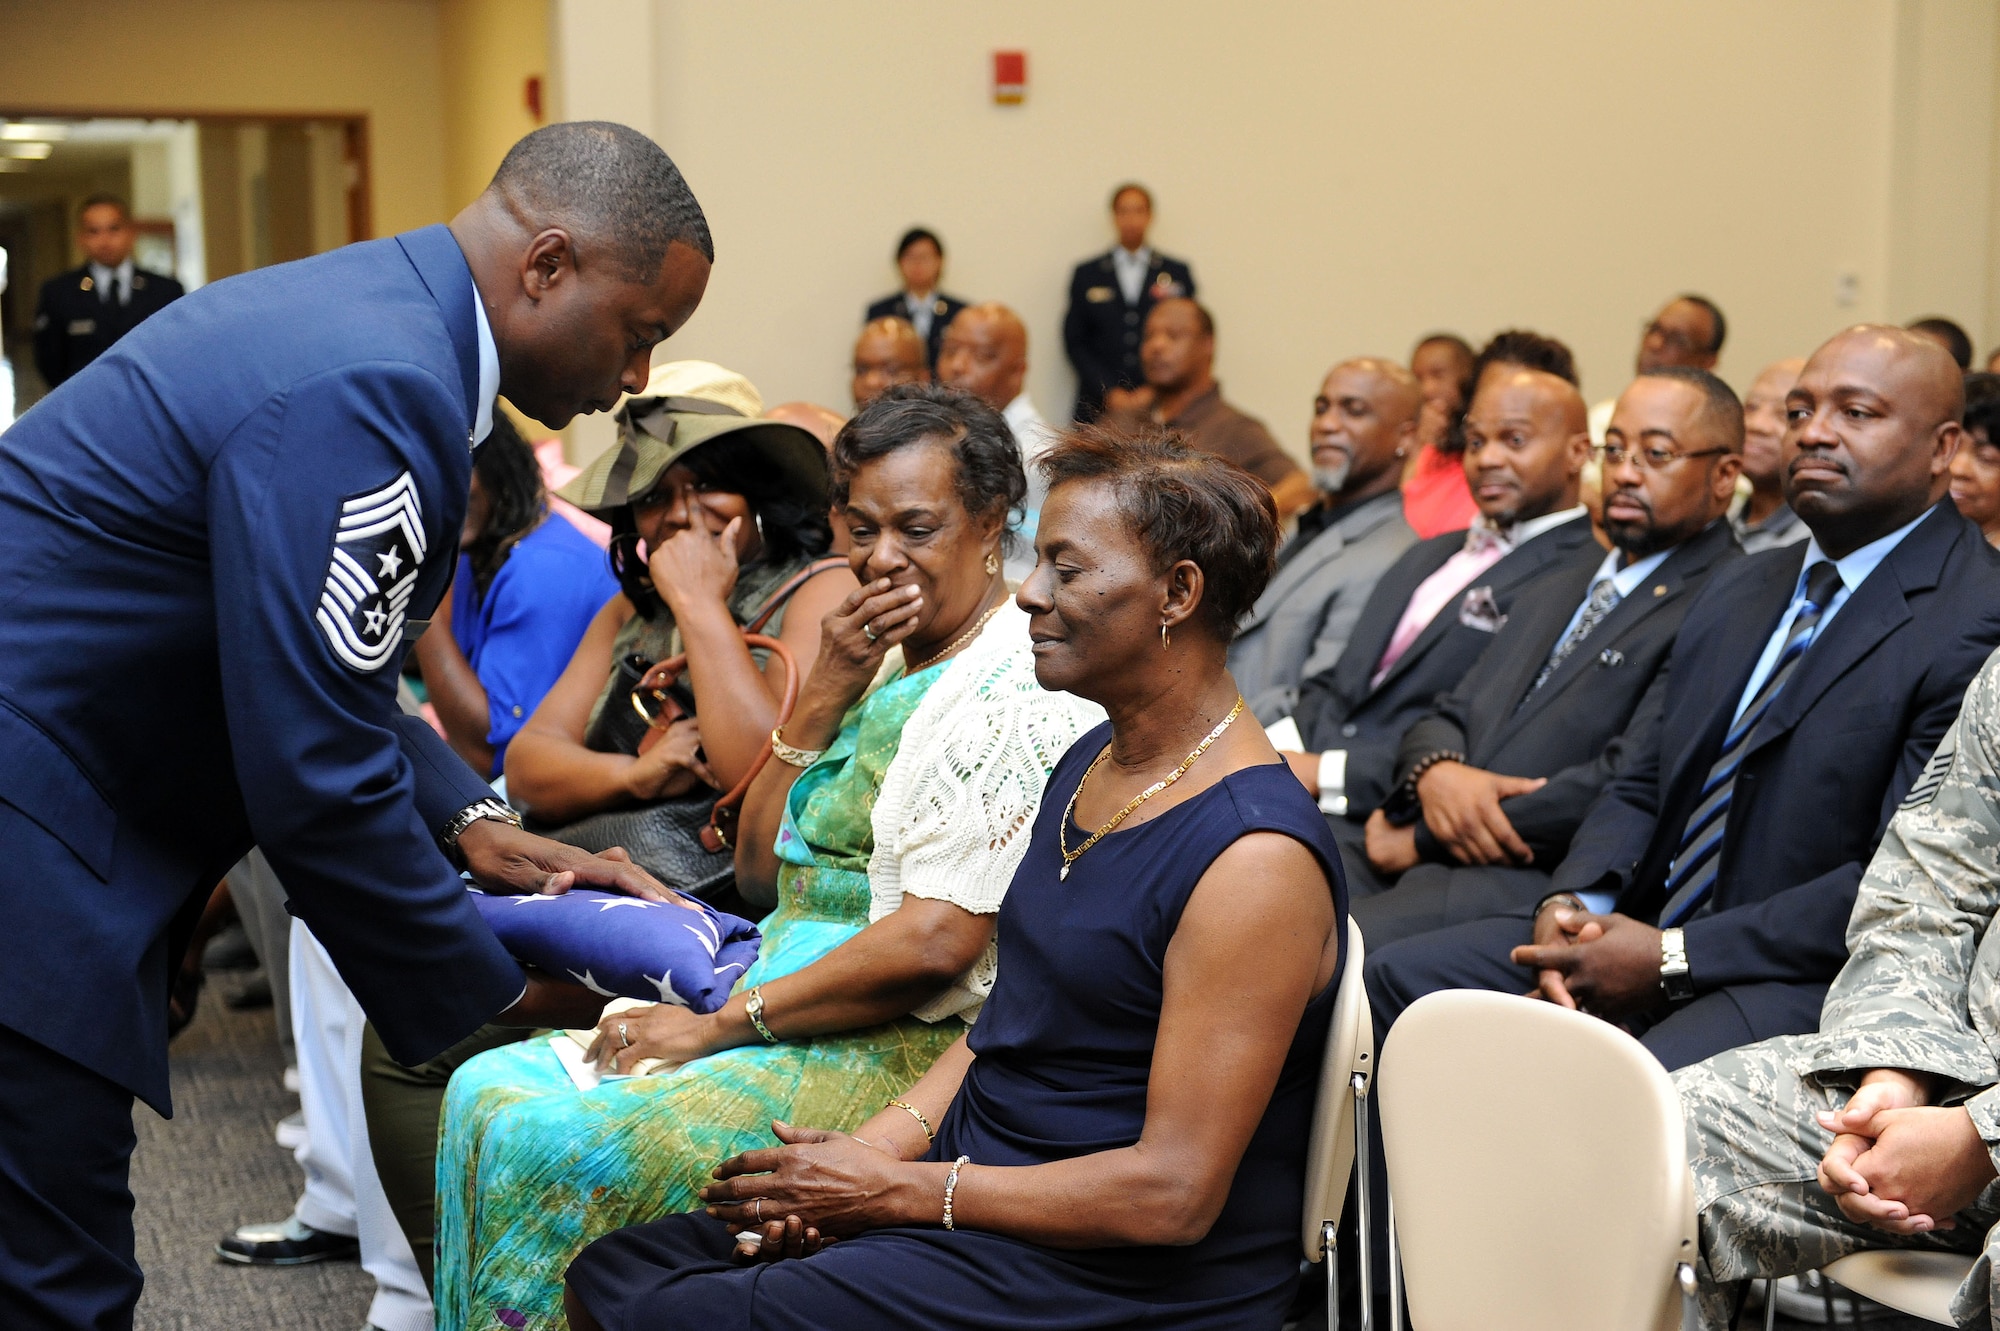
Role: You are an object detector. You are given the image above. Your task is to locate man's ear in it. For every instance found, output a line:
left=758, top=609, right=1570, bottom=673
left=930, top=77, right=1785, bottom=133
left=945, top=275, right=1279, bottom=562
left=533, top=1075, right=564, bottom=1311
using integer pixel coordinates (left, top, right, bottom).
left=519, top=228, right=576, bottom=302
left=1932, top=421, right=1966, bottom=477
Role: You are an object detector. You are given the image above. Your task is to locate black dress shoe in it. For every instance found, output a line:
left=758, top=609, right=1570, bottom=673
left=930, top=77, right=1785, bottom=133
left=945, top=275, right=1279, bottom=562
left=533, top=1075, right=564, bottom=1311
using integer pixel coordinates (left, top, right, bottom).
left=215, top=1217, right=359, bottom=1266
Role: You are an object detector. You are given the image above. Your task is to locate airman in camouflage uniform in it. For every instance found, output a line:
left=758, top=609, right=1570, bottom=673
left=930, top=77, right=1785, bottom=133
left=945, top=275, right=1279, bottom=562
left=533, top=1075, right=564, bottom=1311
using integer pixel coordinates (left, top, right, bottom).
left=1677, top=644, right=2000, bottom=1328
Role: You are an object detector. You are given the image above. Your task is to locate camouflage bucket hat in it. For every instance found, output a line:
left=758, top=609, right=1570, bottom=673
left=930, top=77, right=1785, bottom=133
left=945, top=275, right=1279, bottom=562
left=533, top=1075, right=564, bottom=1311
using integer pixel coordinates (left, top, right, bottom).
left=556, top=361, right=830, bottom=517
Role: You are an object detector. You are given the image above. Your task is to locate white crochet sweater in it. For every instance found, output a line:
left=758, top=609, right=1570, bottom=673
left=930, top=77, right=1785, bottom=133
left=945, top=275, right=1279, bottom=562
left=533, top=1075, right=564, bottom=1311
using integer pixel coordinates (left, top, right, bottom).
left=866, top=600, right=1104, bottom=1024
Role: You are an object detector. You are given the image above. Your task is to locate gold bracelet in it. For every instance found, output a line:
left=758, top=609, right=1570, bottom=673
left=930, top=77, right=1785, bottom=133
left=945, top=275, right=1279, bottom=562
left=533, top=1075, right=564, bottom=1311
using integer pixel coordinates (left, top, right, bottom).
left=743, top=986, right=779, bottom=1044
left=770, top=726, right=825, bottom=769
left=886, top=1098, right=935, bottom=1143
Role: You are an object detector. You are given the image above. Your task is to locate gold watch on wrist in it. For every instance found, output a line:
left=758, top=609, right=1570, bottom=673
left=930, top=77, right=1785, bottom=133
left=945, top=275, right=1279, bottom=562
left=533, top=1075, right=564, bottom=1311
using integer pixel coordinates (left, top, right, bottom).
left=1660, top=926, right=1695, bottom=1004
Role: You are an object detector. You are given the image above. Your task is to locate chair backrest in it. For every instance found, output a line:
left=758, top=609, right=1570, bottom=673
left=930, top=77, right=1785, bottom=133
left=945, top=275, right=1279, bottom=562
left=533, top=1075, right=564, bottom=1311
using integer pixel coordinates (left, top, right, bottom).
left=1301, top=918, right=1371, bottom=1261
left=1377, top=990, right=1695, bottom=1331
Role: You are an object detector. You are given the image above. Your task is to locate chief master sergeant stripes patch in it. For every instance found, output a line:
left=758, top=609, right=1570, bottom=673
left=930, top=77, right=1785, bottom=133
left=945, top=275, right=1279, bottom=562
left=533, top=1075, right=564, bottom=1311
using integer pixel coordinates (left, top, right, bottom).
left=1899, top=727, right=1957, bottom=811
left=315, top=471, right=428, bottom=673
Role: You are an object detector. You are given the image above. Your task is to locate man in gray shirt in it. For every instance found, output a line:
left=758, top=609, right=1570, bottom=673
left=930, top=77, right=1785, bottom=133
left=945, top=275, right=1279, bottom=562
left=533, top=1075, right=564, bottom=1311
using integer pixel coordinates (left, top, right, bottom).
left=1229, top=357, right=1420, bottom=718
left=1732, top=357, right=1811, bottom=552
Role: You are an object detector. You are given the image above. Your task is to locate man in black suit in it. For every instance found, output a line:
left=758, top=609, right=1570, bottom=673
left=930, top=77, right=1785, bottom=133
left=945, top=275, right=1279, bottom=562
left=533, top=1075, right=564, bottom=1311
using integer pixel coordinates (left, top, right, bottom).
left=1267, top=366, right=1598, bottom=839
left=33, top=193, right=184, bottom=389
left=1062, top=183, right=1195, bottom=421
left=863, top=228, right=966, bottom=374
left=1366, top=325, right=2000, bottom=1071
left=1348, top=368, right=1746, bottom=946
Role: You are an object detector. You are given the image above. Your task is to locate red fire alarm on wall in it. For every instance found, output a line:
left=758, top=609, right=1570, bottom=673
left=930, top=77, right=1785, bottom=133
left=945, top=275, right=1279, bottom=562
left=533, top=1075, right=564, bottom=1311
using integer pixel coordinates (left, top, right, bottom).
left=993, top=51, right=1026, bottom=105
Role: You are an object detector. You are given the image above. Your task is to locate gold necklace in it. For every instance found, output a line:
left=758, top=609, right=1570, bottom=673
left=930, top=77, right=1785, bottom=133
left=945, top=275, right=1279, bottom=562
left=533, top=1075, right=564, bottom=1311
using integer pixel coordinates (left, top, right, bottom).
left=1057, top=695, right=1246, bottom=881
left=905, top=596, right=1006, bottom=673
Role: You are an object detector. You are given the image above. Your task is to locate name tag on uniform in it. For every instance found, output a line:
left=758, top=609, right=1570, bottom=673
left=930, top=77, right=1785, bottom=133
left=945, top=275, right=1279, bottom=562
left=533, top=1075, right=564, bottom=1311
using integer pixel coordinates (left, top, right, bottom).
left=1085, top=286, right=1115, bottom=303
left=67, top=319, right=97, bottom=336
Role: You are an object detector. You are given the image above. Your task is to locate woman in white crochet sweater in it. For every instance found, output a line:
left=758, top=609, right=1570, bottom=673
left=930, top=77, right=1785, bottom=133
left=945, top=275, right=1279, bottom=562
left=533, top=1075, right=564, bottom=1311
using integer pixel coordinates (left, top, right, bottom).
left=431, top=384, right=1101, bottom=1331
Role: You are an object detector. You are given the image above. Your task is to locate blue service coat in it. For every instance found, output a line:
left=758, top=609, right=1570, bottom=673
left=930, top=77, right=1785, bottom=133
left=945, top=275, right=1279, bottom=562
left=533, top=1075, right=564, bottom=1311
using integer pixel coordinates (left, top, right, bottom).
left=0, top=224, right=525, bottom=1114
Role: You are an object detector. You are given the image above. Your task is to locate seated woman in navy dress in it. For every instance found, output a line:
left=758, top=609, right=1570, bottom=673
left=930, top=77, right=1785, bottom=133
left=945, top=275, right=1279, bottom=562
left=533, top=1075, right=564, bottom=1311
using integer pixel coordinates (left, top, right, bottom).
left=563, top=426, right=1350, bottom=1331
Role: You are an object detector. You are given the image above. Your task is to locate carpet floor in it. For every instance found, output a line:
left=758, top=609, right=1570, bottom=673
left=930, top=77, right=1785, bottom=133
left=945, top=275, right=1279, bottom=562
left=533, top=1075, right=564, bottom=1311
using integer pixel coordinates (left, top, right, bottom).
left=132, top=972, right=373, bottom=1331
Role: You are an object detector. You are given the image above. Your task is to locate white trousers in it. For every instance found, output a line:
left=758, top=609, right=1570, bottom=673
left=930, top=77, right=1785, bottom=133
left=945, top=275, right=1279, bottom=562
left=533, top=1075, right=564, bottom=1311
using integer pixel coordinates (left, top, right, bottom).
left=289, top=919, right=435, bottom=1331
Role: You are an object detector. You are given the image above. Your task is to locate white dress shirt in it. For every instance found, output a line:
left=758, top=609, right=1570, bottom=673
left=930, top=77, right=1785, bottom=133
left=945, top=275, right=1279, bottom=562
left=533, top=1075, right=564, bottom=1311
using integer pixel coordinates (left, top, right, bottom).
left=88, top=258, right=136, bottom=306
left=471, top=286, right=499, bottom=446
left=1111, top=246, right=1152, bottom=306
left=1003, top=392, right=1058, bottom=583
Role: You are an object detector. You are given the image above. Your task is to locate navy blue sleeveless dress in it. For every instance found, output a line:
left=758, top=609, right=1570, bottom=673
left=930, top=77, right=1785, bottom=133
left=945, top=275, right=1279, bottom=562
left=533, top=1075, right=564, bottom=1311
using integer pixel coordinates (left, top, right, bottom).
left=567, top=722, right=1349, bottom=1331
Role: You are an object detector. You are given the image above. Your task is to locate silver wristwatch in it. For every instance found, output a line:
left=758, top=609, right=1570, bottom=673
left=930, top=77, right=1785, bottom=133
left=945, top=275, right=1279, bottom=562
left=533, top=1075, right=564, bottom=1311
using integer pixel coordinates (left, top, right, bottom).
left=440, top=798, right=523, bottom=867
left=1659, top=926, right=1694, bottom=1004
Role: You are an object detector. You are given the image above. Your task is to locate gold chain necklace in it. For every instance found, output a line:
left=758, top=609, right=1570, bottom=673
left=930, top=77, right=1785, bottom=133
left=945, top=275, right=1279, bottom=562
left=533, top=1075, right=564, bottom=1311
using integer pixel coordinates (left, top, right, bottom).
left=1057, top=695, right=1246, bottom=881
left=905, top=597, right=1006, bottom=674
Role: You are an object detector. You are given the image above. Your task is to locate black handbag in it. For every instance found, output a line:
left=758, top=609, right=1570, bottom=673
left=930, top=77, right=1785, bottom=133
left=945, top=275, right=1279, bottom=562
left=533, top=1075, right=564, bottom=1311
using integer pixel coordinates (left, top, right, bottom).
left=536, top=558, right=843, bottom=898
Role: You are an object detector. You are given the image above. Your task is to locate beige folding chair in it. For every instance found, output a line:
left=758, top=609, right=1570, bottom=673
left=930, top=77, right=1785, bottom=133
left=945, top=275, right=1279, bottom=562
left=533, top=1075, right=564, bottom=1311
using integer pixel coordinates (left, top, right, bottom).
left=1301, top=919, right=1374, bottom=1331
left=1821, top=1250, right=1975, bottom=1326
left=1377, top=990, right=1698, bottom=1331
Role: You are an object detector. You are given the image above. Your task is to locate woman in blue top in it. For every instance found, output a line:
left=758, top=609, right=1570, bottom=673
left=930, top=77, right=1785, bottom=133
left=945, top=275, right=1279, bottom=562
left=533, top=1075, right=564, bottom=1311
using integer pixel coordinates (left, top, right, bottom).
left=413, top=413, right=616, bottom=778
left=562, top=426, right=1349, bottom=1331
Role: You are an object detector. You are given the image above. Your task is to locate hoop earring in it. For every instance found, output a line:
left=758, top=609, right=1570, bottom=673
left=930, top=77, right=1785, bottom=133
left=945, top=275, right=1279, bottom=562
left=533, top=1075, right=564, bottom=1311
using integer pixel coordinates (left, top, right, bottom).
left=984, top=549, right=999, bottom=577
left=1161, top=622, right=1171, bottom=649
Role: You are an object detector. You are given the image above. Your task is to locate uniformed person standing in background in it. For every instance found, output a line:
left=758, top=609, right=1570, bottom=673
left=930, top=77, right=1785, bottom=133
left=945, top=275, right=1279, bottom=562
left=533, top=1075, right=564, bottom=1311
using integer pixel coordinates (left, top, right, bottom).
left=0, top=121, right=705, bottom=1331
left=32, top=192, right=185, bottom=390
left=863, top=227, right=967, bottom=374
left=1062, top=183, right=1195, bottom=422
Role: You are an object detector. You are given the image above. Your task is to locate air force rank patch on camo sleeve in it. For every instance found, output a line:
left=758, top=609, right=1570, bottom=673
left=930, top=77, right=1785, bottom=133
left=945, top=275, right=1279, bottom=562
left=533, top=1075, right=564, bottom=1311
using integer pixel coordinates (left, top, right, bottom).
left=316, top=472, right=427, bottom=672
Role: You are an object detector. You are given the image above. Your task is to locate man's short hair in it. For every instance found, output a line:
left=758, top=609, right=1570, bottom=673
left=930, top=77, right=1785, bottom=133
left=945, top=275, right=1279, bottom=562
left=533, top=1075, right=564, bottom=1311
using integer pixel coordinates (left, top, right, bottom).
left=1909, top=317, right=1974, bottom=371
left=1159, top=299, right=1214, bottom=339
left=1110, top=182, right=1153, bottom=210
left=1414, top=332, right=1474, bottom=364
left=1636, top=366, right=1744, bottom=451
left=1471, top=330, right=1578, bottom=388
left=896, top=227, right=943, bottom=260
left=1678, top=294, right=1727, bottom=355
left=489, top=121, right=713, bottom=280
left=79, top=193, right=130, bottom=222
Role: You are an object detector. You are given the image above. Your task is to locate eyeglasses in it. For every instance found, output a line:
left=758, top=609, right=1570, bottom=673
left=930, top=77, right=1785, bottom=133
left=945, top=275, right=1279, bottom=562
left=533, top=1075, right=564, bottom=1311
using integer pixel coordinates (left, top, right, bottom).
left=1593, top=443, right=1730, bottom=471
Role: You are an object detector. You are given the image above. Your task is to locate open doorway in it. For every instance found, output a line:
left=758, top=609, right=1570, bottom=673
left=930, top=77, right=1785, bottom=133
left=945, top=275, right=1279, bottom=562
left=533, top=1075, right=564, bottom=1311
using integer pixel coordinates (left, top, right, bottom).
left=0, top=114, right=369, bottom=426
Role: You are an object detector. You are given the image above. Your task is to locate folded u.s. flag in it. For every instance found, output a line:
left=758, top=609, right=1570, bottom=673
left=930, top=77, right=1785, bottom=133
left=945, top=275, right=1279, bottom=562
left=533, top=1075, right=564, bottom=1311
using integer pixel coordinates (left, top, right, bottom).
left=467, top=888, right=761, bottom=1013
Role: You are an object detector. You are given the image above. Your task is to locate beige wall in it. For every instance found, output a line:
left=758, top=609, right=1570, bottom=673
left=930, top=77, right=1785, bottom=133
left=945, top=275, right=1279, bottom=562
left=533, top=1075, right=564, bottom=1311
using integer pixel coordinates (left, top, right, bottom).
left=540, top=0, right=2000, bottom=463
left=0, top=0, right=449, bottom=236
left=439, top=0, right=550, bottom=213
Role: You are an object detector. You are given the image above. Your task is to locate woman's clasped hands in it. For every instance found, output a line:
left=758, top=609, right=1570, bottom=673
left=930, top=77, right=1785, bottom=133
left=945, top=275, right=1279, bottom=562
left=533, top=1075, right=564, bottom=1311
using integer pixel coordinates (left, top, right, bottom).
left=700, top=1121, right=921, bottom=1264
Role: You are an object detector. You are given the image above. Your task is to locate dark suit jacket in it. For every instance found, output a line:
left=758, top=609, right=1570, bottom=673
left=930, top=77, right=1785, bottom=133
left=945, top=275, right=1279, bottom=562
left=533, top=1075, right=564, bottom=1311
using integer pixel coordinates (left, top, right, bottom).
left=1293, top=513, right=1601, bottom=819
left=864, top=290, right=968, bottom=372
left=1393, top=519, right=1742, bottom=865
left=33, top=263, right=185, bottom=388
left=1062, top=249, right=1194, bottom=420
left=0, top=225, right=521, bottom=1112
left=1552, top=501, right=2000, bottom=1010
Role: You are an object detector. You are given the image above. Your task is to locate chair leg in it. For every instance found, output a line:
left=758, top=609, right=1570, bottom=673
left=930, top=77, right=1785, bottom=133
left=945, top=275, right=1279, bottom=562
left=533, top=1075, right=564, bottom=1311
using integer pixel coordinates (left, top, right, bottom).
left=1352, top=1079, right=1373, bottom=1331
left=1762, top=1278, right=1777, bottom=1331
left=1388, top=1196, right=1405, bottom=1331
left=1324, top=1222, right=1339, bottom=1331
left=1818, top=1272, right=1838, bottom=1325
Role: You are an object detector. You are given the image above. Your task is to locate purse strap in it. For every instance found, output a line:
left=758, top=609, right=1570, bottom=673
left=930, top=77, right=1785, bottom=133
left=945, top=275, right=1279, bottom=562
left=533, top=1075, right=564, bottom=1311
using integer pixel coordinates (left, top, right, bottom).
left=635, top=634, right=799, bottom=853
left=743, top=556, right=849, bottom=634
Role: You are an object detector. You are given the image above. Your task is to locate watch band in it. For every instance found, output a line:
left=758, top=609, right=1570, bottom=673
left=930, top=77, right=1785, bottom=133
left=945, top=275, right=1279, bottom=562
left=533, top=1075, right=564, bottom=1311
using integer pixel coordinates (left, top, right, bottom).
left=439, top=797, right=522, bottom=868
left=1659, top=926, right=1694, bottom=1004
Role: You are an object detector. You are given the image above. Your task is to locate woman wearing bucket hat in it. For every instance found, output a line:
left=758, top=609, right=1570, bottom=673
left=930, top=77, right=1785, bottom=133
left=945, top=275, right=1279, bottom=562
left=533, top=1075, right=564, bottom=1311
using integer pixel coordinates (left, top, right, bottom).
left=502, top=361, right=855, bottom=900
left=429, top=385, right=1103, bottom=1331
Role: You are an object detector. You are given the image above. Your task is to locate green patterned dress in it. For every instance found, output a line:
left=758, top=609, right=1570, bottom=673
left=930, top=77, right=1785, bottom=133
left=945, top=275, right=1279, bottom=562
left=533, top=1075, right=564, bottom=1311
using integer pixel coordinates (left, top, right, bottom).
left=433, top=661, right=961, bottom=1331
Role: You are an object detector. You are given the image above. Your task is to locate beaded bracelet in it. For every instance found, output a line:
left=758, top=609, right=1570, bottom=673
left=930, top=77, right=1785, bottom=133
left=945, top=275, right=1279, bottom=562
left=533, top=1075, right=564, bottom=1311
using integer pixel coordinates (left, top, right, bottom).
left=942, top=1155, right=971, bottom=1230
left=770, top=726, right=825, bottom=770
left=887, top=1098, right=935, bottom=1144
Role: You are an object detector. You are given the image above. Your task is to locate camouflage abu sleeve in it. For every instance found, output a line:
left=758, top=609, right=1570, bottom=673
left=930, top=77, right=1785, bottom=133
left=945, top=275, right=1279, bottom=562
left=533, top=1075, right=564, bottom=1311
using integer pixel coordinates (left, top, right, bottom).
left=1801, top=644, right=2000, bottom=1094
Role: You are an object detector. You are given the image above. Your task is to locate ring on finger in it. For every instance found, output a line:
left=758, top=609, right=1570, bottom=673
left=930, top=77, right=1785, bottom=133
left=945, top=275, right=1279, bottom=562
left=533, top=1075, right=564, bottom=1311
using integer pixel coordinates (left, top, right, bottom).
left=754, top=1199, right=764, bottom=1223
left=862, top=621, right=878, bottom=642
left=618, top=1021, right=632, bottom=1049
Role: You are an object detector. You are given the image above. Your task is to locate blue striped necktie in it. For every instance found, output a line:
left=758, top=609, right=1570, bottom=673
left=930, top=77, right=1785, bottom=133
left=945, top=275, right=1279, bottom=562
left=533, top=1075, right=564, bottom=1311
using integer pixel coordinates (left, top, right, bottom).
left=1656, top=561, right=1845, bottom=927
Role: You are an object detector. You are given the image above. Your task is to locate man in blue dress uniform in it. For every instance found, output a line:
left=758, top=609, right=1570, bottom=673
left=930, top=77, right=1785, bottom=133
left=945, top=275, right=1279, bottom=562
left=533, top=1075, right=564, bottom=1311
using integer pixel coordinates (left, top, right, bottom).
left=0, top=121, right=712, bottom=1329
